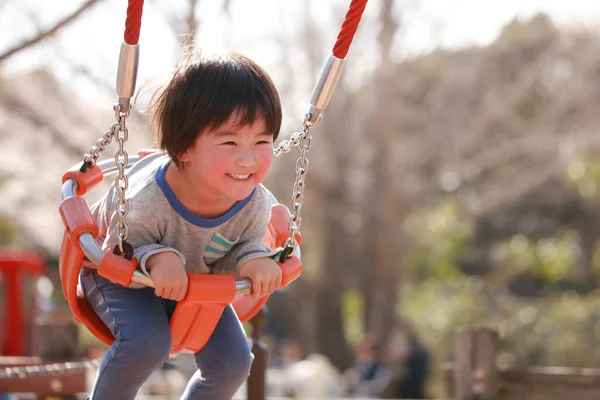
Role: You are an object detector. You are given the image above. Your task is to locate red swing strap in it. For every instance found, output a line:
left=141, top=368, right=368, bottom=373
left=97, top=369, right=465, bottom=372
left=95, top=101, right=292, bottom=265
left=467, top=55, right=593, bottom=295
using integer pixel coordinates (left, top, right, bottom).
left=113, top=0, right=144, bottom=117
left=124, top=0, right=367, bottom=54
left=124, top=0, right=144, bottom=45
left=332, top=0, right=369, bottom=59
left=304, top=0, right=368, bottom=126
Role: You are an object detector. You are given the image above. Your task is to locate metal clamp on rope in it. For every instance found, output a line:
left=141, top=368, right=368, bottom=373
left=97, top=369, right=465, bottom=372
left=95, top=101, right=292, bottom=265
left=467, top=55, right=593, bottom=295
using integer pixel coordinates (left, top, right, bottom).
left=306, top=53, right=345, bottom=124
left=116, top=42, right=140, bottom=113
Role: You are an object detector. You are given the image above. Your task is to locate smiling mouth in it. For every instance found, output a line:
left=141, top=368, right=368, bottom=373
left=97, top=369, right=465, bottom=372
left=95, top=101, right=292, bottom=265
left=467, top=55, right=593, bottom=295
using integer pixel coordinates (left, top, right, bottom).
left=227, top=173, right=253, bottom=180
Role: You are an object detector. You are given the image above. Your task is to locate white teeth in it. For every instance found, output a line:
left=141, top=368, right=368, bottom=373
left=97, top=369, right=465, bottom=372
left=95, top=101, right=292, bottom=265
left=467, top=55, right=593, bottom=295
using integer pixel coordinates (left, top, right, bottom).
left=228, top=173, right=251, bottom=180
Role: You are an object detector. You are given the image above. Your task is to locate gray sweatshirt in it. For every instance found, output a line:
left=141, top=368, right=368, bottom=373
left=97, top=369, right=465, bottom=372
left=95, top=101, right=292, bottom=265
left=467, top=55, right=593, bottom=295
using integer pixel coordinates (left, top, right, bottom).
left=91, top=152, right=279, bottom=276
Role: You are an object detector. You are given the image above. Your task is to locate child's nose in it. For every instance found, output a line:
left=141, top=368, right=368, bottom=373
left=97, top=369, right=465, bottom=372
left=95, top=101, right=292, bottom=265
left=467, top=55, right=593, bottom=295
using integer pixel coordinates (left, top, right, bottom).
left=235, top=150, right=256, bottom=167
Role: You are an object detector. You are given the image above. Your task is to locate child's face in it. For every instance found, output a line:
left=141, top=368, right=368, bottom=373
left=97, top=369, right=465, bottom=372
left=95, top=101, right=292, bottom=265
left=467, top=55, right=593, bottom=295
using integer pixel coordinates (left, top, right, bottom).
left=181, top=112, right=274, bottom=202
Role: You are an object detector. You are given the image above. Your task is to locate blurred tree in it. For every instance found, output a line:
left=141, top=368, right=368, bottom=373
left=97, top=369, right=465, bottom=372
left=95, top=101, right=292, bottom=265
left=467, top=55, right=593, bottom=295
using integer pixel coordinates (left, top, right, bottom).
left=361, top=0, right=403, bottom=356
left=0, top=0, right=103, bottom=64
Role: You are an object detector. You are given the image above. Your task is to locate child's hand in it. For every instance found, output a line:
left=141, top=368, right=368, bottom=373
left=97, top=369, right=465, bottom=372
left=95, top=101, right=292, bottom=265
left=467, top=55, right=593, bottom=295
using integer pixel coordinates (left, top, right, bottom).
left=146, top=251, right=188, bottom=301
left=237, top=257, right=282, bottom=298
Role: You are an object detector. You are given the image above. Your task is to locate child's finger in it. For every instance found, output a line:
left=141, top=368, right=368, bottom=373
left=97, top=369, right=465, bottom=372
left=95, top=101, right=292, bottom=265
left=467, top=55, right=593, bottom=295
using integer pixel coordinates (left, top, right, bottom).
left=267, top=279, right=277, bottom=295
left=252, top=280, right=261, bottom=298
left=260, top=281, right=268, bottom=298
left=176, top=284, right=187, bottom=301
left=165, top=287, right=177, bottom=300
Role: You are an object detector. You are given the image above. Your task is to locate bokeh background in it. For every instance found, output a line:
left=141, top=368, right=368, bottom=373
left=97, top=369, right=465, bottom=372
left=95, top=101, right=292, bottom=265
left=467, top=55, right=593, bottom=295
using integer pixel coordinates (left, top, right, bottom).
left=3, top=0, right=600, bottom=398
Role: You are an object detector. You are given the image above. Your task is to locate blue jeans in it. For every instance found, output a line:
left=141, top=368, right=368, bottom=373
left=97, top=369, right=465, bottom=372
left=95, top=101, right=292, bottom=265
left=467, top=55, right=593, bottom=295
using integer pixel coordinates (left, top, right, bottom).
left=81, top=269, right=253, bottom=400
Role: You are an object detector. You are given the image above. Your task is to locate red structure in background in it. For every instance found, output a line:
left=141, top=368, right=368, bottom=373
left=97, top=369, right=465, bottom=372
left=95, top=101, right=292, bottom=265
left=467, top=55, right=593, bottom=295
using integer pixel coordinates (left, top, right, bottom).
left=0, top=252, right=45, bottom=356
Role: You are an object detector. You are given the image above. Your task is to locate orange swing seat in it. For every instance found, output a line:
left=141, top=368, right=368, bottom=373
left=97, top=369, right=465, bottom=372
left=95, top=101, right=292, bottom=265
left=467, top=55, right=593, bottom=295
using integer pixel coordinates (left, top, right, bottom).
left=59, top=152, right=302, bottom=354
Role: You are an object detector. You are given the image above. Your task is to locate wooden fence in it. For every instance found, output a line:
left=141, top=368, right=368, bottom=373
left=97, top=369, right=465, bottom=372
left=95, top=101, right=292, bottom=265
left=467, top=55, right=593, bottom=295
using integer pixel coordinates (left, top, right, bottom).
left=444, top=327, right=600, bottom=400
left=4, top=322, right=600, bottom=399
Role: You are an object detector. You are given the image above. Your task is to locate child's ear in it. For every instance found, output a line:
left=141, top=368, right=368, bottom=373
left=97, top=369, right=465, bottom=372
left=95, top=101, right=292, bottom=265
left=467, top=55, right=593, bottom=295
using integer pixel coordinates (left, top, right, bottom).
left=179, top=149, right=191, bottom=162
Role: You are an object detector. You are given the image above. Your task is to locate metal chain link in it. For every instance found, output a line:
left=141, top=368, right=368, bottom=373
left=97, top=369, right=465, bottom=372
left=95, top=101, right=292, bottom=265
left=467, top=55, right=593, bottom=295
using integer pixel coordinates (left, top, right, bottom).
left=81, top=104, right=131, bottom=254
left=273, top=129, right=305, bottom=159
left=113, top=105, right=131, bottom=253
left=0, top=360, right=98, bottom=379
left=276, top=114, right=318, bottom=257
left=82, top=122, right=119, bottom=168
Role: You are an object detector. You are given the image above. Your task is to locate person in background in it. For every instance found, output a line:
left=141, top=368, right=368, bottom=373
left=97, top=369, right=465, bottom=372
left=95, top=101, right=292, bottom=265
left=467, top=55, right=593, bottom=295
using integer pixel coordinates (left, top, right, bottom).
left=383, top=317, right=431, bottom=399
left=342, top=332, right=392, bottom=398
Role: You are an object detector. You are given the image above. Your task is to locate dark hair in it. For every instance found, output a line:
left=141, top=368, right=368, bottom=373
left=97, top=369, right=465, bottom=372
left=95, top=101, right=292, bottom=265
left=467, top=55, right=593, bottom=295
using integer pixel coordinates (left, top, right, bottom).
left=150, top=51, right=282, bottom=165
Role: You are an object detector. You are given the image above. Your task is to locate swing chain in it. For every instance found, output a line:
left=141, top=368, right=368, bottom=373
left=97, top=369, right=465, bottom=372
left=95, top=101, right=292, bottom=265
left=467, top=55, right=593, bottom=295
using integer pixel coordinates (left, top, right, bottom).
left=273, top=113, right=320, bottom=159
left=273, top=122, right=313, bottom=159
left=281, top=114, right=317, bottom=257
left=82, top=122, right=119, bottom=168
left=0, top=360, right=98, bottom=379
left=81, top=104, right=131, bottom=252
left=113, top=104, right=131, bottom=252
left=273, top=130, right=302, bottom=159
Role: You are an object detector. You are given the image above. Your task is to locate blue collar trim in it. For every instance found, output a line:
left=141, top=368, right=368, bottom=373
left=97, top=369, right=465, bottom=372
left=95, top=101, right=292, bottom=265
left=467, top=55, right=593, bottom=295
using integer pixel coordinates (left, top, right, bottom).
left=155, top=161, right=254, bottom=228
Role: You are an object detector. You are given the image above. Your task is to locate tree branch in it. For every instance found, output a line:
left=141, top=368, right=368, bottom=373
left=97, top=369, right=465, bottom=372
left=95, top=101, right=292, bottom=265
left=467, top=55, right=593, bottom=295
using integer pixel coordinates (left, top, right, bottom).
left=0, top=0, right=102, bottom=64
left=0, top=90, right=87, bottom=157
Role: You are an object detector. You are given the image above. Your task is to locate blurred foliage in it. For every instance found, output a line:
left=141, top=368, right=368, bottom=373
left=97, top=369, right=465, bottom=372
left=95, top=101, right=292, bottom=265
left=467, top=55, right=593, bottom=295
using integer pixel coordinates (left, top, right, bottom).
left=401, top=151, right=600, bottom=290
left=566, top=157, right=600, bottom=202
left=339, top=153, right=600, bottom=396
left=0, top=214, right=18, bottom=244
left=401, top=278, right=600, bottom=368
left=404, top=198, right=472, bottom=282
left=491, top=231, right=580, bottom=285
left=341, top=288, right=366, bottom=348
left=400, top=277, right=600, bottom=396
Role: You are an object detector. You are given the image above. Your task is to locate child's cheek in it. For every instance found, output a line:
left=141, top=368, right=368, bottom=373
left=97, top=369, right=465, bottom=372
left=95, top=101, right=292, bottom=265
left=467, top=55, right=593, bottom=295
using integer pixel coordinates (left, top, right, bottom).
left=210, top=152, right=231, bottom=172
left=256, top=154, right=273, bottom=182
left=199, top=152, right=227, bottom=180
left=260, top=152, right=273, bottom=170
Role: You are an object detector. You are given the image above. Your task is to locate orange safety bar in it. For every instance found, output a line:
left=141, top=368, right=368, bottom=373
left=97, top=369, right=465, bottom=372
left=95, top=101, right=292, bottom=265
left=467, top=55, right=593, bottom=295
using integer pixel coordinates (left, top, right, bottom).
left=231, top=205, right=302, bottom=323
left=62, top=163, right=103, bottom=196
left=60, top=165, right=302, bottom=354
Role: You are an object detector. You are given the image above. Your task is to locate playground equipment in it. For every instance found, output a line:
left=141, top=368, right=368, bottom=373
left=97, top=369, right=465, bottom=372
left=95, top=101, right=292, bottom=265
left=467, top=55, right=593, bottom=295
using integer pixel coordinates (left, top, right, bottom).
left=0, top=252, right=45, bottom=357
left=59, top=0, right=368, bottom=355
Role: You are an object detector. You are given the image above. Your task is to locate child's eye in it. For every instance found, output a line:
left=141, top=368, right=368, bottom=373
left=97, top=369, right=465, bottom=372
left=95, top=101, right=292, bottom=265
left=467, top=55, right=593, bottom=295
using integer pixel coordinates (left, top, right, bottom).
left=256, top=140, right=272, bottom=145
left=221, top=141, right=237, bottom=146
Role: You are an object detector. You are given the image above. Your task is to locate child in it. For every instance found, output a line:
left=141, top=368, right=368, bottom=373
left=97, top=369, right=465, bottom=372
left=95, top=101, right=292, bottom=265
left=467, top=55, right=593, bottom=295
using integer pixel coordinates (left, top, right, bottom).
left=80, top=51, right=284, bottom=400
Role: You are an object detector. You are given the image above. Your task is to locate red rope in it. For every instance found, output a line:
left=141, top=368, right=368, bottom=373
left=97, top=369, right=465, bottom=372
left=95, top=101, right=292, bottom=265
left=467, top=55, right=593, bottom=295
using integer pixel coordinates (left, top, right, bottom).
left=332, top=0, right=368, bottom=59
left=124, top=0, right=144, bottom=45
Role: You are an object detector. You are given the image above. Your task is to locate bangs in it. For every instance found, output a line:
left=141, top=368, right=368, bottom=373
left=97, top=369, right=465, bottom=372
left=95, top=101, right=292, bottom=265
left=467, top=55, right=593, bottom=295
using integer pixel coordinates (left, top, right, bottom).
left=200, top=57, right=281, bottom=135
left=153, top=52, right=282, bottom=164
